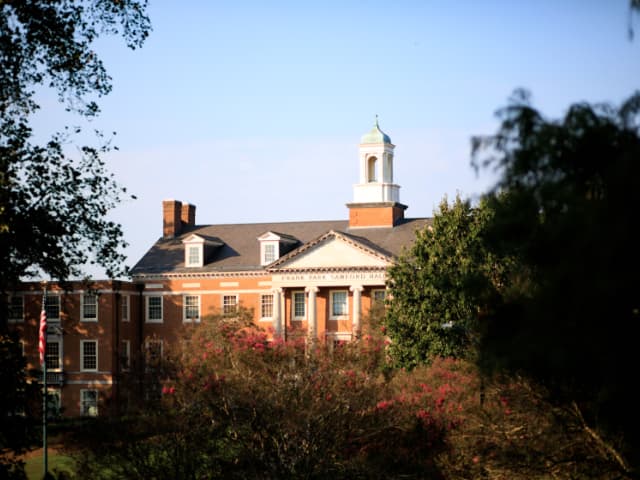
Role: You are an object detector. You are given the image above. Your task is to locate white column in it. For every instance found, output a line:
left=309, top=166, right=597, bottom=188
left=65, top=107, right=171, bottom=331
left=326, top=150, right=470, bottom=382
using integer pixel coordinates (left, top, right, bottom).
left=306, top=286, right=319, bottom=341
left=350, top=285, right=364, bottom=338
left=272, top=288, right=283, bottom=338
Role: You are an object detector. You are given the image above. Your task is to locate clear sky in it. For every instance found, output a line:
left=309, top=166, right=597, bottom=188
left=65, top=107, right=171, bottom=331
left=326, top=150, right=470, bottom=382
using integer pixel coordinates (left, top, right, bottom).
left=32, top=1, right=640, bottom=277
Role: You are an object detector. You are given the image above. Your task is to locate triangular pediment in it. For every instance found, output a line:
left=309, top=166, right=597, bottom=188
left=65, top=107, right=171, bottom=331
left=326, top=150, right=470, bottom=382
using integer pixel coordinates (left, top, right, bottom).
left=257, top=231, right=281, bottom=241
left=269, top=231, right=390, bottom=271
left=182, top=234, right=204, bottom=244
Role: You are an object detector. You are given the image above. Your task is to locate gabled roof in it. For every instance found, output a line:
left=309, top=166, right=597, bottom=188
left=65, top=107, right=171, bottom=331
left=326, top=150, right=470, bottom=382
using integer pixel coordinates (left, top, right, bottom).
left=267, top=230, right=392, bottom=271
left=130, top=217, right=431, bottom=276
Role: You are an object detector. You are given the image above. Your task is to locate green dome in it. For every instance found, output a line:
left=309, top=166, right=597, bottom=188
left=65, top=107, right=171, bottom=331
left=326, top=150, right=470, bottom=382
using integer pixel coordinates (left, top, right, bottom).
left=360, top=116, right=392, bottom=144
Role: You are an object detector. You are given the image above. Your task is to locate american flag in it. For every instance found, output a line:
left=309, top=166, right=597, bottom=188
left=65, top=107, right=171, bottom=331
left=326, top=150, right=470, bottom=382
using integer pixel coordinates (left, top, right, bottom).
left=39, top=307, right=47, bottom=366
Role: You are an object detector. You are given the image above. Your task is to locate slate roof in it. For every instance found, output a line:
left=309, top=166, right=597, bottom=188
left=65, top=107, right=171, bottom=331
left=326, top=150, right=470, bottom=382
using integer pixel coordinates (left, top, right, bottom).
left=130, top=217, right=432, bottom=276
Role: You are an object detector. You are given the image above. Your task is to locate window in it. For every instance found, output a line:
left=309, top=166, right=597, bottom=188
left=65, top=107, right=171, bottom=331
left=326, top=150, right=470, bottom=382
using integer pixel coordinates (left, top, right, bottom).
left=145, top=339, right=163, bottom=370
left=46, top=390, right=61, bottom=419
left=264, top=244, right=276, bottom=264
left=182, top=235, right=205, bottom=268
left=120, top=340, right=130, bottom=372
left=146, top=296, right=163, bottom=323
left=260, top=294, right=273, bottom=320
left=81, top=340, right=98, bottom=372
left=222, top=295, right=238, bottom=315
left=80, top=389, right=98, bottom=416
left=183, top=295, right=200, bottom=322
left=45, top=341, right=61, bottom=371
left=45, top=295, right=60, bottom=322
left=372, top=289, right=386, bottom=304
left=330, top=290, right=348, bottom=319
left=292, top=291, right=306, bottom=320
left=367, top=156, right=378, bottom=182
left=82, top=294, right=98, bottom=321
left=121, top=295, right=130, bottom=322
left=187, top=245, right=201, bottom=267
left=8, top=295, right=23, bottom=322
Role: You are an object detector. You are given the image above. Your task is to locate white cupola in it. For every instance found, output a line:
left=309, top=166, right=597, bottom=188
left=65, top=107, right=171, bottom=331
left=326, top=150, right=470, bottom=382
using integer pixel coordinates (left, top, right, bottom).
left=347, top=118, right=407, bottom=228
left=353, top=116, right=400, bottom=204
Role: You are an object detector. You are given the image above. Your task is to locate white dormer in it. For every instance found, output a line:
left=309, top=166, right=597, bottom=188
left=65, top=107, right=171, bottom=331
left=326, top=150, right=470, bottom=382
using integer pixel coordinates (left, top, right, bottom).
left=182, top=234, right=205, bottom=268
left=258, top=232, right=281, bottom=266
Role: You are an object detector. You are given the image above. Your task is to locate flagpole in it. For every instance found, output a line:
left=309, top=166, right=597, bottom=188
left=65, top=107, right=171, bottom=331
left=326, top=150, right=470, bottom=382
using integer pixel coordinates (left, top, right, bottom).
left=40, top=282, right=48, bottom=479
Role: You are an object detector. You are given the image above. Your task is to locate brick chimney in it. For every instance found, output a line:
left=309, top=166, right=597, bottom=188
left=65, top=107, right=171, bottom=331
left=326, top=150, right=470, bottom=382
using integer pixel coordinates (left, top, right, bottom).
left=163, top=199, right=182, bottom=238
left=181, top=203, right=196, bottom=227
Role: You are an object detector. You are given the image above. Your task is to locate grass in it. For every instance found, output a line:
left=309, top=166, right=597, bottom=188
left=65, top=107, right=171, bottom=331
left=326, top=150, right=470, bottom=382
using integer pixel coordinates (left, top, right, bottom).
left=24, top=453, right=75, bottom=480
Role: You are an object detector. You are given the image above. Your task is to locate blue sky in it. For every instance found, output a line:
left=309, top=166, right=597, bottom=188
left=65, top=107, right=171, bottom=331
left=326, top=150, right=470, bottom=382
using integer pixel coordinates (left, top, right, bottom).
left=33, top=1, right=640, bottom=277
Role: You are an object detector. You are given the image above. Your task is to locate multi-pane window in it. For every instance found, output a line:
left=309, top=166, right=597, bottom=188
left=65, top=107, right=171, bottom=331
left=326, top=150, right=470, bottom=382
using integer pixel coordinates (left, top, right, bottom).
left=260, top=294, right=273, bottom=320
left=372, top=289, right=386, bottom=304
left=145, top=339, right=163, bottom=370
left=81, top=340, right=98, bottom=371
left=223, top=295, right=238, bottom=315
left=292, top=291, right=306, bottom=319
left=45, top=295, right=60, bottom=322
left=80, top=389, right=98, bottom=416
left=330, top=291, right=348, bottom=319
left=146, top=296, right=163, bottom=322
left=183, top=295, right=200, bottom=322
left=82, top=294, right=98, bottom=321
left=120, top=340, right=130, bottom=371
left=46, top=390, right=61, bottom=419
left=264, top=244, right=276, bottom=264
left=8, top=295, right=23, bottom=322
left=121, top=295, right=130, bottom=322
left=45, top=342, right=61, bottom=371
left=187, top=245, right=201, bottom=267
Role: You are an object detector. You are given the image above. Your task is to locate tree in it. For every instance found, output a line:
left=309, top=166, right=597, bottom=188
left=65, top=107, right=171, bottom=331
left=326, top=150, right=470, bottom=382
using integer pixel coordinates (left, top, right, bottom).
left=72, top=309, right=475, bottom=479
left=0, top=0, right=151, bottom=303
left=0, top=2, right=150, bottom=477
left=384, top=195, right=510, bottom=368
left=472, top=89, right=640, bottom=475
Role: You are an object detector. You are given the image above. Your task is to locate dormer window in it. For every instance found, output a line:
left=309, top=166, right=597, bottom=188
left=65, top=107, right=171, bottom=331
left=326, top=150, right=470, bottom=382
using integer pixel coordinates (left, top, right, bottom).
left=187, top=245, right=201, bottom=266
left=182, top=234, right=205, bottom=268
left=258, top=231, right=300, bottom=267
left=264, top=244, right=276, bottom=264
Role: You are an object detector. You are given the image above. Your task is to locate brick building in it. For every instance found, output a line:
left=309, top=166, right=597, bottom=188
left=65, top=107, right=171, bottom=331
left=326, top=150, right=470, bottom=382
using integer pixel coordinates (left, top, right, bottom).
left=9, top=120, right=431, bottom=417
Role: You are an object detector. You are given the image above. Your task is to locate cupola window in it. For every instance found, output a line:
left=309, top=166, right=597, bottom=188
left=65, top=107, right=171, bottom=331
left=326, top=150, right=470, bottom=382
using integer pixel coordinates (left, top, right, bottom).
left=367, top=156, right=378, bottom=182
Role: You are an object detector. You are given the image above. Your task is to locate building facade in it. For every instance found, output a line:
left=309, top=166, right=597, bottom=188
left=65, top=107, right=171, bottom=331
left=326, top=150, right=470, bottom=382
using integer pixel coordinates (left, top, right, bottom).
left=10, top=120, right=430, bottom=417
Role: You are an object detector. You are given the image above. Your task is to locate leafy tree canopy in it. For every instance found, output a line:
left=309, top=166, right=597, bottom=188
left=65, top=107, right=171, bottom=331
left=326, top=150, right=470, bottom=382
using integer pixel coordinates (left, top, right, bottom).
left=472, top=89, right=640, bottom=472
left=0, top=0, right=151, bottom=299
left=384, top=195, right=511, bottom=368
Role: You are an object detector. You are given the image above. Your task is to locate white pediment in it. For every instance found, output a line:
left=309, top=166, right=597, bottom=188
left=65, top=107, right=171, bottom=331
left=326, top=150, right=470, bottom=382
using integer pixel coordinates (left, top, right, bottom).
left=275, top=235, right=389, bottom=270
left=182, top=234, right=204, bottom=244
left=257, top=231, right=281, bottom=241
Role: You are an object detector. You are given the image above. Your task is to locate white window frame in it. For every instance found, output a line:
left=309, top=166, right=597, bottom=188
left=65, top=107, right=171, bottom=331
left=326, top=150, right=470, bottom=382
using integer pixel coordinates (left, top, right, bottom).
left=8, top=295, right=24, bottom=323
left=183, top=294, right=201, bottom=322
left=146, top=295, right=163, bottom=323
left=46, top=389, right=62, bottom=419
left=183, top=235, right=205, bottom=268
left=45, top=294, right=61, bottom=322
left=329, top=290, right=349, bottom=320
left=259, top=238, right=280, bottom=266
left=45, top=340, right=62, bottom=371
left=80, top=389, right=98, bottom=416
left=260, top=294, right=273, bottom=321
left=186, top=244, right=203, bottom=267
left=292, top=291, right=306, bottom=320
left=120, top=340, right=130, bottom=372
left=121, top=294, right=130, bottom=322
left=222, top=294, right=238, bottom=315
left=81, top=293, right=98, bottom=322
left=80, top=340, right=98, bottom=372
